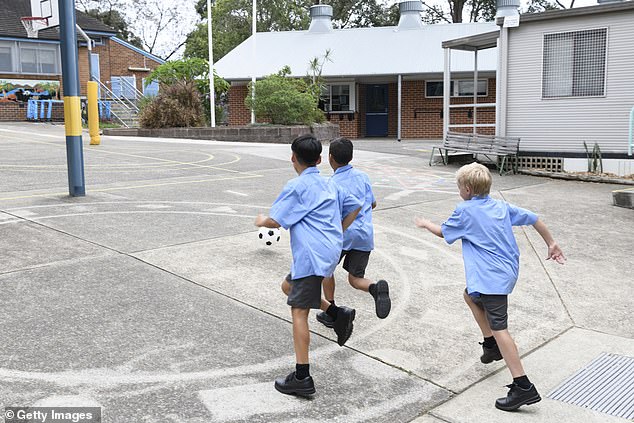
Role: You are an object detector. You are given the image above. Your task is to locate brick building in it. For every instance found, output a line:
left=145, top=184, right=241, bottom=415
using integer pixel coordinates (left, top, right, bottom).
left=0, top=0, right=164, bottom=122
left=215, top=1, right=497, bottom=140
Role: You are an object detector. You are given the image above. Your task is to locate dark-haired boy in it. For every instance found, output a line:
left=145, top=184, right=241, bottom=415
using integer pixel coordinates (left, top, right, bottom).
left=316, top=137, right=391, bottom=330
left=255, top=134, right=358, bottom=397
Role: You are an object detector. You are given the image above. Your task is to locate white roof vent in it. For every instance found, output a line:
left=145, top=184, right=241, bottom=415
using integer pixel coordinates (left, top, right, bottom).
left=496, top=0, right=520, bottom=18
left=398, top=1, right=424, bottom=30
left=309, top=4, right=333, bottom=33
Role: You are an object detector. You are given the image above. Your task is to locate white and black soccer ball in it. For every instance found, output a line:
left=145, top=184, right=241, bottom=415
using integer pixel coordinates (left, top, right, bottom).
left=258, top=227, right=281, bottom=246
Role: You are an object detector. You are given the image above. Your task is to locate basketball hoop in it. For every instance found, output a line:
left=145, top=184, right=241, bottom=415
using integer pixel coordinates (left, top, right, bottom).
left=21, top=17, right=49, bottom=38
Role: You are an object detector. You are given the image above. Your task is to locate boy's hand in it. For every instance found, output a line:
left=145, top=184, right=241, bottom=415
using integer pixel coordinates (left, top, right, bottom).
left=414, top=217, right=430, bottom=229
left=254, top=214, right=267, bottom=227
left=547, top=243, right=566, bottom=264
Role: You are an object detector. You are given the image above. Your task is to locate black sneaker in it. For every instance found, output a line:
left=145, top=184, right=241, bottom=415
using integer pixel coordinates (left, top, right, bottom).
left=480, top=342, right=503, bottom=364
left=495, top=383, right=541, bottom=411
left=316, top=311, right=335, bottom=328
left=274, top=371, right=315, bottom=397
left=333, top=306, right=355, bottom=346
left=374, top=280, right=391, bottom=319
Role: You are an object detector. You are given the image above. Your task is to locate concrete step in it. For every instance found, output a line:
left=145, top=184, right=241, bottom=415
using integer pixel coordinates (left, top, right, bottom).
left=612, top=188, right=634, bottom=209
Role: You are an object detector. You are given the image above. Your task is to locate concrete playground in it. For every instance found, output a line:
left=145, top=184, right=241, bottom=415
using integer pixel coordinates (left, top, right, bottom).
left=0, top=122, right=632, bottom=422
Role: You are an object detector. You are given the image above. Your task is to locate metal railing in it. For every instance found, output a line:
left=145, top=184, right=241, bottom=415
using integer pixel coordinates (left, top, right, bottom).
left=118, top=77, right=144, bottom=104
left=91, top=77, right=139, bottom=127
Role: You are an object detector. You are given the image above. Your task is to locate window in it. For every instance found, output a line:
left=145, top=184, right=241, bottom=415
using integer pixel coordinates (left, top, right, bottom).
left=20, top=47, right=38, bottom=73
left=542, top=28, right=607, bottom=98
left=320, top=82, right=355, bottom=112
left=0, top=46, right=12, bottom=72
left=425, top=80, right=487, bottom=97
left=18, top=43, right=59, bottom=74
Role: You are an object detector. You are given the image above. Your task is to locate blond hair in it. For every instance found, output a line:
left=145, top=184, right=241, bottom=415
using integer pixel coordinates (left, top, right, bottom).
left=456, top=163, right=492, bottom=196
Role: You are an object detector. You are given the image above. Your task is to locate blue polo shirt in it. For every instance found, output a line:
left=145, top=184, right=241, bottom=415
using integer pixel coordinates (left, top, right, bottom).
left=441, top=196, right=538, bottom=295
left=270, top=167, right=342, bottom=279
left=330, top=165, right=376, bottom=252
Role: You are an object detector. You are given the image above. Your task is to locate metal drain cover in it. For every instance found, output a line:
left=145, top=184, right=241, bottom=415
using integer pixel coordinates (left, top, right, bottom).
left=548, top=353, right=634, bottom=419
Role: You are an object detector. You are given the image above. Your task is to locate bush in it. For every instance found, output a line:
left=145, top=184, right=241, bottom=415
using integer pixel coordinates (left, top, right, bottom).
left=140, top=82, right=205, bottom=128
left=245, top=67, right=324, bottom=125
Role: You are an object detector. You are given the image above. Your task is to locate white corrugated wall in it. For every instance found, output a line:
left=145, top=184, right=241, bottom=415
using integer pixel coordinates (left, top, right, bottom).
left=505, top=11, right=634, bottom=154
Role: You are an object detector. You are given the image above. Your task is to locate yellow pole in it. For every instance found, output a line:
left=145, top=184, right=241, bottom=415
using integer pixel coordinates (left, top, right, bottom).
left=87, top=81, right=100, bottom=145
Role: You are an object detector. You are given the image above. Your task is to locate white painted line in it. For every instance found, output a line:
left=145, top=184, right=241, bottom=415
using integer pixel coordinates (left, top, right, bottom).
left=198, top=382, right=301, bottom=422
left=224, top=190, right=248, bottom=197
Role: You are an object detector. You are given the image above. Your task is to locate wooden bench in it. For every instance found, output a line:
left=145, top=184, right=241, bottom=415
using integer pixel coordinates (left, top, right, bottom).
left=429, top=131, right=521, bottom=175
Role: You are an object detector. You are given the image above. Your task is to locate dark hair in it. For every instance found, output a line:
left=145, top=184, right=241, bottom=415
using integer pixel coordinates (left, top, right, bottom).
left=291, top=134, right=322, bottom=166
left=329, top=137, right=353, bottom=165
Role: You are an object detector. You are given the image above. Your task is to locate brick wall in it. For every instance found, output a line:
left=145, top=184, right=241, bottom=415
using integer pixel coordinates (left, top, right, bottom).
left=401, top=78, right=497, bottom=139
left=325, top=112, right=359, bottom=138
left=228, top=85, right=252, bottom=125
left=0, top=102, right=27, bottom=121
left=78, top=39, right=162, bottom=96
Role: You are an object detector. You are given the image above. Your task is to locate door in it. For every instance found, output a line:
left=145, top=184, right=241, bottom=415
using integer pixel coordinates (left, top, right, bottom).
left=365, top=84, right=388, bottom=137
left=111, top=76, right=136, bottom=99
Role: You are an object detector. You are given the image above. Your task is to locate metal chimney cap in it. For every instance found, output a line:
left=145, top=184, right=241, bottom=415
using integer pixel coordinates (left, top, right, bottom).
left=399, top=1, right=424, bottom=13
left=310, top=4, right=333, bottom=18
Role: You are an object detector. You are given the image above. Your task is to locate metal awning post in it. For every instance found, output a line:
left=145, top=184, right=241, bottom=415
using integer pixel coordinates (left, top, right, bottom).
left=398, top=74, right=402, bottom=142
left=473, top=49, right=478, bottom=135
left=443, top=48, right=451, bottom=139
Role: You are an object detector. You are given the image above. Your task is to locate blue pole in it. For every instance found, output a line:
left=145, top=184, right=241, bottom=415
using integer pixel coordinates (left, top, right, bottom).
left=59, top=0, right=86, bottom=196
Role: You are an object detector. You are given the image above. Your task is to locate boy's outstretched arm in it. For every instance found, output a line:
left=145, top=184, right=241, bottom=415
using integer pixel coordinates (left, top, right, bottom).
left=254, top=214, right=281, bottom=228
left=415, top=217, right=444, bottom=238
left=533, top=218, right=565, bottom=264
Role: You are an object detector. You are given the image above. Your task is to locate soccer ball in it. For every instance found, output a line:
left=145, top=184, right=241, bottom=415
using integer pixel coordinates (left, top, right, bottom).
left=258, top=227, right=281, bottom=246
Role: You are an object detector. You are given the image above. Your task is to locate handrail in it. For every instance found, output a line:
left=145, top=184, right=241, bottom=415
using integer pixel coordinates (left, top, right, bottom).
left=92, top=77, right=137, bottom=112
left=118, top=77, right=144, bottom=102
left=627, top=107, right=634, bottom=156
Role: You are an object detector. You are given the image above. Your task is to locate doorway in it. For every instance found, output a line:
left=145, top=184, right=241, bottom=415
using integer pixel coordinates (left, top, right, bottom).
left=365, top=84, right=388, bottom=137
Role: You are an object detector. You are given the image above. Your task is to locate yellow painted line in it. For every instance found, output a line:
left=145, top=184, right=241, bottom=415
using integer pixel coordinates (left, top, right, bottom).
left=0, top=132, right=247, bottom=173
left=612, top=187, right=634, bottom=192
left=0, top=174, right=263, bottom=202
left=63, top=97, right=82, bottom=136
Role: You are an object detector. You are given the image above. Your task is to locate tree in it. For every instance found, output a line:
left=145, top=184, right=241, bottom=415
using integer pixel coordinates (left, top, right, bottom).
left=77, top=0, right=198, bottom=60
left=184, top=0, right=398, bottom=62
left=82, top=8, right=143, bottom=48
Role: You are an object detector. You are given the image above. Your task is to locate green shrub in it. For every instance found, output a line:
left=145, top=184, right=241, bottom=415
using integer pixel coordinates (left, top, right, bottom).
left=245, top=67, right=324, bottom=125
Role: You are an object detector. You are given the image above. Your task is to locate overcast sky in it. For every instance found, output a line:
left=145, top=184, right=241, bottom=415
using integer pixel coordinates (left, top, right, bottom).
left=154, top=0, right=602, bottom=59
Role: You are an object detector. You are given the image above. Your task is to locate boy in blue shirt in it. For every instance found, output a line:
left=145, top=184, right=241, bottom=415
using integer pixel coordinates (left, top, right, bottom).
left=415, top=162, right=565, bottom=411
left=316, top=138, right=391, bottom=330
left=255, top=134, right=359, bottom=398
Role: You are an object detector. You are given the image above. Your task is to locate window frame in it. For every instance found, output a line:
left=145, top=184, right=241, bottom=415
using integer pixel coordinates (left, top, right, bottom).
left=425, top=79, right=488, bottom=98
left=320, top=81, right=355, bottom=113
left=541, top=27, right=608, bottom=100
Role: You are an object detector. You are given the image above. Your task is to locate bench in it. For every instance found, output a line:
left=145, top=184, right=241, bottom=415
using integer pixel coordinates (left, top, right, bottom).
left=429, top=131, right=521, bottom=175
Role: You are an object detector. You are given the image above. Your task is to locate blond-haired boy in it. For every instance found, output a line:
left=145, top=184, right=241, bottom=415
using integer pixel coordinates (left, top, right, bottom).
left=415, top=162, right=565, bottom=411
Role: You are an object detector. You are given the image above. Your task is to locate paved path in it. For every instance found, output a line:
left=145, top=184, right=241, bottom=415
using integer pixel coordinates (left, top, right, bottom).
left=0, top=123, right=632, bottom=422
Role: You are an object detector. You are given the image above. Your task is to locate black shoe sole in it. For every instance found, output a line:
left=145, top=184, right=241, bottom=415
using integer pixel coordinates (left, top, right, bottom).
left=274, top=383, right=316, bottom=398
left=495, top=394, right=541, bottom=411
left=375, top=280, right=391, bottom=319
left=481, top=354, right=503, bottom=364
left=316, top=312, right=335, bottom=328
left=335, top=308, right=356, bottom=346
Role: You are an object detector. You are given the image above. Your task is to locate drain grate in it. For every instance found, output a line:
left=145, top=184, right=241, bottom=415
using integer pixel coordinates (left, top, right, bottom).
left=548, top=353, right=634, bottom=419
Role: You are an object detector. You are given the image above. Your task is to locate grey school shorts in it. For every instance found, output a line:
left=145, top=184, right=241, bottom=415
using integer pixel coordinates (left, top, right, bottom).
left=286, top=273, right=323, bottom=309
left=340, top=249, right=371, bottom=278
left=466, top=289, right=509, bottom=331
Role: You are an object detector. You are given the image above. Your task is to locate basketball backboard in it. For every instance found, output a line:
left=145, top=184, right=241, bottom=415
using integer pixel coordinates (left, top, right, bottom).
left=30, top=0, right=59, bottom=29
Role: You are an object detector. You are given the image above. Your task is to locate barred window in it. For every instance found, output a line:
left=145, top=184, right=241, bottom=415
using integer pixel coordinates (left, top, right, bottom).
left=542, top=28, right=607, bottom=98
